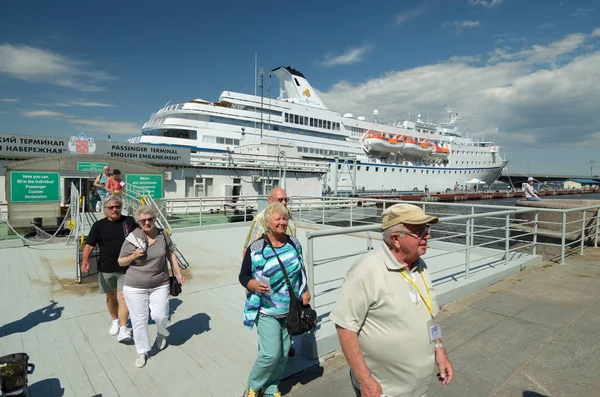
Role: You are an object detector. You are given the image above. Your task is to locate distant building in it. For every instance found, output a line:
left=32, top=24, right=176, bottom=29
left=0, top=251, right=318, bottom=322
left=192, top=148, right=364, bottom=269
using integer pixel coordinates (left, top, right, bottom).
left=563, top=179, right=600, bottom=190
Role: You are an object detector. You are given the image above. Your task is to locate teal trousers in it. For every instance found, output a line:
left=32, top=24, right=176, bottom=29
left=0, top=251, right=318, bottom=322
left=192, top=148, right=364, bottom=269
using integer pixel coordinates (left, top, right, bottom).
left=247, top=314, right=291, bottom=395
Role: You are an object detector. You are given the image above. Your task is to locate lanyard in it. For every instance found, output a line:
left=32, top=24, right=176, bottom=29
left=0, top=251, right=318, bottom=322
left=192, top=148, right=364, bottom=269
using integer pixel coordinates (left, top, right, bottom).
left=400, top=269, right=433, bottom=315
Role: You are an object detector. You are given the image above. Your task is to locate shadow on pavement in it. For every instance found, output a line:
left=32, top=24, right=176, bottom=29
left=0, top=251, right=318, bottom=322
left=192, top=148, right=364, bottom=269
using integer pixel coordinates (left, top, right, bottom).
left=0, top=301, right=63, bottom=338
left=523, top=392, right=548, bottom=397
left=279, top=364, right=325, bottom=394
left=29, top=377, right=65, bottom=396
left=167, top=313, right=211, bottom=346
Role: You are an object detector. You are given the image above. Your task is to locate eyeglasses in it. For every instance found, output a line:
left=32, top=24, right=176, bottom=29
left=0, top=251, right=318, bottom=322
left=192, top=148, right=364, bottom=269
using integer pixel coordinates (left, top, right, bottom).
left=138, top=217, right=155, bottom=224
left=397, top=226, right=431, bottom=239
left=270, top=197, right=289, bottom=203
left=105, top=206, right=122, bottom=210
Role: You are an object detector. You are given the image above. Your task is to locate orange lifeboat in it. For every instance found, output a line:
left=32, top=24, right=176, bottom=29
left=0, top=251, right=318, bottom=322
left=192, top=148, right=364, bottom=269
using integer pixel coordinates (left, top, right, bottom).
left=362, top=130, right=405, bottom=153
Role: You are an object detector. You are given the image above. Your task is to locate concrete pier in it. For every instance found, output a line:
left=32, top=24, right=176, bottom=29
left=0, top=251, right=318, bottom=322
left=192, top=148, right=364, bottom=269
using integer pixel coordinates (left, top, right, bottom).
left=284, top=248, right=600, bottom=397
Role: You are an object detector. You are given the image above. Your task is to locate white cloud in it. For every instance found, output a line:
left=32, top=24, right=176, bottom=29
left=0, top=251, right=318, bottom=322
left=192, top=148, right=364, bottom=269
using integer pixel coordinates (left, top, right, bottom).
left=572, top=7, right=594, bottom=16
left=0, top=44, right=113, bottom=91
left=67, top=119, right=140, bottom=135
left=19, top=108, right=138, bottom=134
left=21, top=110, right=69, bottom=118
left=488, top=33, right=585, bottom=64
left=316, top=30, right=600, bottom=165
left=469, top=0, right=503, bottom=8
left=442, top=20, right=481, bottom=32
left=395, top=1, right=430, bottom=26
left=448, top=55, right=482, bottom=63
left=65, top=100, right=115, bottom=107
left=0, top=98, right=19, bottom=103
left=319, top=45, right=372, bottom=67
left=592, top=28, right=600, bottom=37
left=538, top=23, right=554, bottom=29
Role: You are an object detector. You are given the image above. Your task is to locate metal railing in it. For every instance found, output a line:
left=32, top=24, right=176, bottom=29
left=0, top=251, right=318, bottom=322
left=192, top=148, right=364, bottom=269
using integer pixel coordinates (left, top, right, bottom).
left=302, top=200, right=600, bottom=312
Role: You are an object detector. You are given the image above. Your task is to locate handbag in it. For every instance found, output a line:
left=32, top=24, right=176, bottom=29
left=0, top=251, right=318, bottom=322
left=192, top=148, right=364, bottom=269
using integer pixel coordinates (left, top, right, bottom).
left=161, top=230, right=182, bottom=297
left=263, top=235, right=317, bottom=336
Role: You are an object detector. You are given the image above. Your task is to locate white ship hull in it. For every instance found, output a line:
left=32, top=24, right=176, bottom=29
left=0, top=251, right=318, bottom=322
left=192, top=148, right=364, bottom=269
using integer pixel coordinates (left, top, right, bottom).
left=129, top=66, right=507, bottom=194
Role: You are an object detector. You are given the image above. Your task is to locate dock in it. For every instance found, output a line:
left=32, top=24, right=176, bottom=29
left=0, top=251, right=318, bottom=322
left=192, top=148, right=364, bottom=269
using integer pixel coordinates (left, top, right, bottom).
left=1, top=198, right=599, bottom=396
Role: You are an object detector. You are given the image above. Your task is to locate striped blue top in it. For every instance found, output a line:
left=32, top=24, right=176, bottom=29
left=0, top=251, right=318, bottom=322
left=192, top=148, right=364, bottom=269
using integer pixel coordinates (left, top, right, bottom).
left=241, top=236, right=308, bottom=330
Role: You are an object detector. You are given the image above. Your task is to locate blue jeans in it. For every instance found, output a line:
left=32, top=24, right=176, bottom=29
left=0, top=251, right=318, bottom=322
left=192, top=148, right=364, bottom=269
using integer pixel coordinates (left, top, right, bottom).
left=247, top=315, right=291, bottom=395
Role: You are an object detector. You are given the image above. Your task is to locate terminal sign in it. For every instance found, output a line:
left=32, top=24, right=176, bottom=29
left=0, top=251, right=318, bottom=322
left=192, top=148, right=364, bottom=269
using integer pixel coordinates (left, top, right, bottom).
left=77, top=162, right=107, bottom=172
left=10, top=171, right=60, bottom=203
left=126, top=174, right=164, bottom=200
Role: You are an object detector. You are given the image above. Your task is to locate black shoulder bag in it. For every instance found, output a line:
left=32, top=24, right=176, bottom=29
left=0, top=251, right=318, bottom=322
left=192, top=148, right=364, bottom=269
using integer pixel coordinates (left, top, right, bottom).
left=263, top=235, right=317, bottom=336
left=161, top=230, right=182, bottom=297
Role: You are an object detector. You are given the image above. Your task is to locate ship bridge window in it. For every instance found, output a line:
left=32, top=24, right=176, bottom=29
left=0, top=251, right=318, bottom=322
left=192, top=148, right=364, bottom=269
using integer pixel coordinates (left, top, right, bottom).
left=146, top=128, right=197, bottom=140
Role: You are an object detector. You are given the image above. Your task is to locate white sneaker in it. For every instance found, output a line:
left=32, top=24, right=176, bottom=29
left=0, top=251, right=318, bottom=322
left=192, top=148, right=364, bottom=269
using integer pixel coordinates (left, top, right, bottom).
left=156, top=334, right=167, bottom=351
left=135, top=353, right=147, bottom=368
left=108, top=320, right=119, bottom=336
left=117, top=327, right=132, bottom=343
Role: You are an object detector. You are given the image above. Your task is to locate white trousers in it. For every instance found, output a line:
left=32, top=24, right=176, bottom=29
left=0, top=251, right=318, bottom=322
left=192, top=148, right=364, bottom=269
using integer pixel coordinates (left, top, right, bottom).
left=123, top=283, right=170, bottom=354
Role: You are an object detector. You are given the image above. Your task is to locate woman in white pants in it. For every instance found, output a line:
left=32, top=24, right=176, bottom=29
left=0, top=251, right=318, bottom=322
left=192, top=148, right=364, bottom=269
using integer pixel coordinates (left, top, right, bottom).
left=118, top=206, right=184, bottom=368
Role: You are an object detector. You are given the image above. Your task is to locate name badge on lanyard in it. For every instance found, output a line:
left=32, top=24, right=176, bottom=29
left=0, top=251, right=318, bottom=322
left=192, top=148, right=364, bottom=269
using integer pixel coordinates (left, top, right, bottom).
left=401, top=269, right=441, bottom=342
left=427, top=317, right=442, bottom=341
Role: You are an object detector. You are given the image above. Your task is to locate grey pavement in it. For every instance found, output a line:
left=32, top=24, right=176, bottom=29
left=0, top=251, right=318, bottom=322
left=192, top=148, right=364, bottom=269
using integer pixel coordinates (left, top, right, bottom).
left=284, top=248, right=600, bottom=397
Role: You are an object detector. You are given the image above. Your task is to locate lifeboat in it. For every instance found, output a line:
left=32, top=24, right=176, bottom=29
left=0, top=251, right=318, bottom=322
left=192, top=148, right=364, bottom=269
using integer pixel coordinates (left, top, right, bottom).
left=362, top=131, right=404, bottom=153
left=401, top=137, right=433, bottom=156
left=430, top=144, right=450, bottom=158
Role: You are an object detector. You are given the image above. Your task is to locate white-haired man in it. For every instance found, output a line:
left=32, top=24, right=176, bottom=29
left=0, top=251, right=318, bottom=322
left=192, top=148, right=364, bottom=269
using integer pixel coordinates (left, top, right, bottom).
left=81, top=197, right=137, bottom=342
left=331, top=204, right=453, bottom=397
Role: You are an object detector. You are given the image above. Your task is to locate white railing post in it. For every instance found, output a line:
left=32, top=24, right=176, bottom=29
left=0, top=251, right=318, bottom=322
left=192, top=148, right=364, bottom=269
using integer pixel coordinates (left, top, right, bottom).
left=595, top=207, right=599, bottom=248
left=299, top=197, right=302, bottom=223
left=505, top=214, right=510, bottom=266
left=322, top=197, right=325, bottom=225
left=199, top=199, right=203, bottom=226
left=244, top=197, right=248, bottom=222
left=350, top=199, right=353, bottom=227
left=306, top=236, right=315, bottom=306
left=561, top=212, right=567, bottom=265
left=367, top=231, right=373, bottom=251
left=470, top=207, right=475, bottom=248
left=580, top=211, right=586, bottom=255
left=533, top=212, right=538, bottom=256
left=465, top=219, right=471, bottom=278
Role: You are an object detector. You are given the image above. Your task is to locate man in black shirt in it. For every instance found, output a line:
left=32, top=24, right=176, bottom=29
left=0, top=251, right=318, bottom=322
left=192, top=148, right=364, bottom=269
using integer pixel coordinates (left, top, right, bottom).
left=81, top=197, right=138, bottom=342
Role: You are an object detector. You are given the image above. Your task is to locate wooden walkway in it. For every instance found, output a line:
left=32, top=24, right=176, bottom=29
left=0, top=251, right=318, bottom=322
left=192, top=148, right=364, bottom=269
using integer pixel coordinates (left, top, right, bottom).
left=0, top=222, right=541, bottom=396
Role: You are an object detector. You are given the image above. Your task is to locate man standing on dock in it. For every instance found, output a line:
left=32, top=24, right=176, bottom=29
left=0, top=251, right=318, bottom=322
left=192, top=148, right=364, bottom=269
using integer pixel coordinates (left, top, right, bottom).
left=331, top=204, right=453, bottom=396
left=81, top=197, right=137, bottom=342
left=524, top=177, right=542, bottom=201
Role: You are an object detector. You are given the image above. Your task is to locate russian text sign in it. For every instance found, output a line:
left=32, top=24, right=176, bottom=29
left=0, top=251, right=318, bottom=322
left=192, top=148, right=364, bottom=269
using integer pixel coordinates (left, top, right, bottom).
left=125, top=174, right=164, bottom=199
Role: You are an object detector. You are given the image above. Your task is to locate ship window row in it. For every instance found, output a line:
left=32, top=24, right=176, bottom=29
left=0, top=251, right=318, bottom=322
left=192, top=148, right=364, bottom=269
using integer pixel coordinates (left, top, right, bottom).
left=143, top=128, right=197, bottom=139
left=202, top=135, right=240, bottom=146
left=285, top=113, right=340, bottom=131
left=452, top=150, right=489, bottom=155
left=297, top=146, right=350, bottom=157
left=353, top=166, right=490, bottom=175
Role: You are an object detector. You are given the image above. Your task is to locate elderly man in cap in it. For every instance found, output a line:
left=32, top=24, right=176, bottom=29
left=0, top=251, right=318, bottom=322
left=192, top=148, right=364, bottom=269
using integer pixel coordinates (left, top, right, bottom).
left=523, top=177, right=541, bottom=201
left=331, top=204, right=453, bottom=397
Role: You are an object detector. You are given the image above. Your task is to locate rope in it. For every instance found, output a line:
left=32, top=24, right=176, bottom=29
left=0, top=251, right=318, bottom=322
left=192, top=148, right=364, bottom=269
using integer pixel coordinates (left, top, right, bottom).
left=0, top=205, right=72, bottom=245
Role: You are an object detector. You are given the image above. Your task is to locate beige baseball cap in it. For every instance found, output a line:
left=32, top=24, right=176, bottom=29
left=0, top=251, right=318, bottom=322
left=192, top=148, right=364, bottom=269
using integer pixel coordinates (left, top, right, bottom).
left=381, top=204, right=439, bottom=230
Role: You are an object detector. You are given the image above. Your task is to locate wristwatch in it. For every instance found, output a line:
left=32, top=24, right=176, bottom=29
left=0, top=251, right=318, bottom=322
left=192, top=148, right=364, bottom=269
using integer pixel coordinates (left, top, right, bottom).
left=435, top=342, right=444, bottom=348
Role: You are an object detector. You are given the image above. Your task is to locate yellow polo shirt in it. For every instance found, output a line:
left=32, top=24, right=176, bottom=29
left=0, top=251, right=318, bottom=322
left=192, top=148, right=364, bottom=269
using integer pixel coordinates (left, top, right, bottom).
left=330, top=242, right=439, bottom=397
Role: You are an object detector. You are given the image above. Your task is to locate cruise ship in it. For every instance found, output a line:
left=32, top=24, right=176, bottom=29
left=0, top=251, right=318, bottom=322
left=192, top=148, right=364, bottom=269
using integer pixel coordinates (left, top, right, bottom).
left=129, top=66, right=507, bottom=192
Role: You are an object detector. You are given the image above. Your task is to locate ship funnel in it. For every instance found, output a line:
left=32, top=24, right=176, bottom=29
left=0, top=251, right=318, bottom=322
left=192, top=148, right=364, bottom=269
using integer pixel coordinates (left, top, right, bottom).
left=271, top=66, right=327, bottom=109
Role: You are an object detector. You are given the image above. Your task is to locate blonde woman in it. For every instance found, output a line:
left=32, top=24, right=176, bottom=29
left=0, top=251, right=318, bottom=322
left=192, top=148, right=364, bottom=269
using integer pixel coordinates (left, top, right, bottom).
left=238, top=202, right=311, bottom=397
left=118, top=206, right=184, bottom=368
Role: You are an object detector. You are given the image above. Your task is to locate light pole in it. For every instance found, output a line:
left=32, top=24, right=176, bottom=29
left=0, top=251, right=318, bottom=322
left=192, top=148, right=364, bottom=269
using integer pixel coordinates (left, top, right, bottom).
left=258, top=69, right=265, bottom=138
left=527, top=161, right=531, bottom=175
left=591, top=160, right=595, bottom=177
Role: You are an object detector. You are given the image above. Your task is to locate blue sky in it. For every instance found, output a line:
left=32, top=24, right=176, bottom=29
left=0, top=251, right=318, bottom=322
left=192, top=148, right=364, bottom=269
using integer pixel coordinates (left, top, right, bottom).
left=0, top=0, right=599, bottom=174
